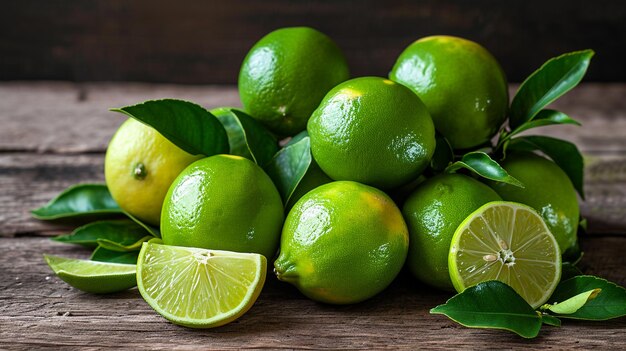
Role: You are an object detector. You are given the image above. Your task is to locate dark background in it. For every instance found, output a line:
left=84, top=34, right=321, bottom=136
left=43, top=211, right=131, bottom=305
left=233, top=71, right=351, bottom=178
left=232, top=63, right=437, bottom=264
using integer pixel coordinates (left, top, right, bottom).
left=1, top=0, right=625, bottom=84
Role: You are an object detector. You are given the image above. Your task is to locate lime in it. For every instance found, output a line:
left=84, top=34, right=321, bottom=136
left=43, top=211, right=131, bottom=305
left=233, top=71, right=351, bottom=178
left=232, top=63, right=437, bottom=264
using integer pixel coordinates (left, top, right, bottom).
left=449, top=201, right=562, bottom=308
left=105, top=118, right=202, bottom=225
left=137, top=242, right=266, bottom=328
left=402, top=174, right=501, bottom=290
left=161, top=155, right=284, bottom=259
left=488, top=152, right=579, bottom=253
left=308, top=77, right=436, bottom=189
left=389, top=35, right=508, bottom=149
left=239, top=27, right=350, bottom=136
left=44, top=255, right=136, bottom=294
left=275, top=181, right=409, bottom=304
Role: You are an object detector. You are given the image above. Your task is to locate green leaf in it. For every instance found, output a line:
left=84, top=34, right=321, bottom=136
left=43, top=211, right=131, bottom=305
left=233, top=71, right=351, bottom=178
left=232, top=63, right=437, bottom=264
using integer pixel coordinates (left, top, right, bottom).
left=541, top=314, right=561, bottom=327
left=90, top=246, right=140, bottom=264
left=548, top=276, right=626, bottom=320
left=507, top=135, right=584, bottom=198
left=264, top=136, right=312, bottom=206
left=542, top=289, right=601, bottom=315
left=445, top=151, right=523, bottom=187
left=111, top=99, right=228, bottom=156
left=507, top=110, right=581, bottom=138
left=430, top=133, right=454, bottom=172
left=286, top=130, right=309, bottom=147
left=52, top=220, right=152, bottom=248
left=31, top=184, right=122, bottom=220
left=430, top=281, right=542, bottom=338
left=510, top=50, right=594, bottom=129
left=123, top=211, right=160, bottom=238
left=97, top=235, right=153, bottom=252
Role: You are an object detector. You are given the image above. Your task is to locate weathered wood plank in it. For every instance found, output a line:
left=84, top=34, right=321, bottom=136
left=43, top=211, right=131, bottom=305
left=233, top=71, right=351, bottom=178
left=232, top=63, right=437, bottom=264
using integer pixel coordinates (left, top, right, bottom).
left=0, top=236, right=624, bottom=350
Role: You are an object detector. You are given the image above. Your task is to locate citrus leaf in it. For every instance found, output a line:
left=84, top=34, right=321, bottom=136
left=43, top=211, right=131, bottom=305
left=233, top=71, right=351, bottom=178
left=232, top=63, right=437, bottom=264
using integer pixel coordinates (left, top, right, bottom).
left=264, top=136, right=312, bottom=206
left=123, top=211, right=160, bottom=238
left=430, top=133, right=454, bottom=172
left=510, top=50, right=594, bottom=129
left=508, top=110, right=581, bottom=138
left=507, top=135, right=584, bottom=198
left=286, top=130, right=309, bottom=147
left=52, top=220, right=152, bottom=248
left=211, top=107, right=254, bottom=160
left=445, top=151, right=523, bottom=187
left=111, top=99, right=228, bottom=156
left=31, top=183, right=122, bottom=220
left=90, top=246, right=140, bottom=264
left=97, top=235, right=153, bottom=252
left=541, top=314, right=561, bottom=327
left=548, top=276, right=626, bottom=320
left=542, top=288, right=601, bottom=315
left=430, top=280, right=542, bottom=338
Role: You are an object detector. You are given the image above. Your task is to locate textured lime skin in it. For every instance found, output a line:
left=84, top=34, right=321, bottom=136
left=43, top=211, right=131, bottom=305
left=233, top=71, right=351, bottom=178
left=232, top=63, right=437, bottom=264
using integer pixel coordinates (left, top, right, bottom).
left=308, top=77, right=436, bottom=189
left=389, top=35, right=508, bottom=149
left=105, top=118, right=203, bottom=225
left=161, top=155, right=284, bottom=259
left=488, top=152, right=579, bottom=253
left=402, top=174, right=501, bottom=290
left=275, top=181, right=409, bottom=304
left=238, top=27, right=350, bottom=136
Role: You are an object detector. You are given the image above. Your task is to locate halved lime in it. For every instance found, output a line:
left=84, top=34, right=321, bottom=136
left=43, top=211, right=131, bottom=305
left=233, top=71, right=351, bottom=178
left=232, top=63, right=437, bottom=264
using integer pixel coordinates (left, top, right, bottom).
left=44, top=255, right=136, bottom=294
left=448, top=201, right=562, bottom=308
left=136, top=242, right=266, bottom=328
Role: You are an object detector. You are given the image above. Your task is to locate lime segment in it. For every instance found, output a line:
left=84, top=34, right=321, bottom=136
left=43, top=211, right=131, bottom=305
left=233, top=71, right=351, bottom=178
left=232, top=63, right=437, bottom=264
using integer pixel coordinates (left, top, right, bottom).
left=136, top=242, right=266, bottom=328
left=44, top=255, right=136, bottom=294
left=448, top=201, right=561, bottom=308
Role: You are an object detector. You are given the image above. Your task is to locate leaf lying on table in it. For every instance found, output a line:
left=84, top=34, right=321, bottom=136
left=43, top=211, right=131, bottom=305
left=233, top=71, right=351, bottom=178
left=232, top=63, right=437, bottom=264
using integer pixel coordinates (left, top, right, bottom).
left=546, top=276, right=626, bottom=320
left=90, top=246, right=140, bottom=265
left=264, top=135, right=312, bottom=206
left=31, top=184, right=122, bottom=220
left=53, top=220, right=153, bottom=248
left=445, top=151, right=523, bottom=187
left=97, top=235, right=153, bottom=252
left=542, top=289, right=601, bottom=315
left=430, top=281, right=542, bottom=338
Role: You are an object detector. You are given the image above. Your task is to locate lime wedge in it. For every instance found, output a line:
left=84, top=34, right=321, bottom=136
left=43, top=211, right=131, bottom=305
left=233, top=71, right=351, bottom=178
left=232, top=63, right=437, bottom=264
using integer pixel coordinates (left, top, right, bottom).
left=136, top=242, right=266, bottom=328
left=448, top=201, right=561, bottom=308
left=44, top=255, right=136, bottom=294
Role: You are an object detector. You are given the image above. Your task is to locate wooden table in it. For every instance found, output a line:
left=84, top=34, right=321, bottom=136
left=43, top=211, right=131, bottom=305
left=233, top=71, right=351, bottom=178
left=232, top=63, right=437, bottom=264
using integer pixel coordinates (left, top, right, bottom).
left=1, top=82, right=624, bottom=349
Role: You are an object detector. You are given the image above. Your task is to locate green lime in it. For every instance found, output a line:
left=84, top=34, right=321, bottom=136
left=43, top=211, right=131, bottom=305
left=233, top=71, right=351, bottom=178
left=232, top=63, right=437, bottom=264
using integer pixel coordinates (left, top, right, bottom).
left=389, top=35, right=508, bottom=149
left=402, top=174, right=501, bottom=290
left=137, top=242, right=266, bottom=328
left=105, top=118, right=203, bottom=225
left=488, top=152, right=579, bottom=253
left=448, top=201, right=562, bottom=309
left=44, top=255, right=136, bottom=294
left=239, top=27, right=350, bottom=136
left=275, top=181, right=409, bottom=304
left=308, top=77, right=436, bottom=189
left=161, top=155, right=284, bottom=259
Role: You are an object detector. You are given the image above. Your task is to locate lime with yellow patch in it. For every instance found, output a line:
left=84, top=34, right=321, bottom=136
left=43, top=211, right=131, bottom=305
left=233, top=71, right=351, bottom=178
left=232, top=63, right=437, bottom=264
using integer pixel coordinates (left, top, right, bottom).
left=105, top=118, right=202, bottom=225
left=275, top=181, right=409, bottom=304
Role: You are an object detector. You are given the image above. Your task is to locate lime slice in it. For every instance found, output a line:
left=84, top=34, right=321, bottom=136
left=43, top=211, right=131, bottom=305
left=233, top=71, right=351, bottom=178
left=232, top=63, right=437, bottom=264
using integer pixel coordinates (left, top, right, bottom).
left=44, top=255, right=136, bottom=294
left=136, top=242, right=266, bottom=328
left=448, top=201, right=562, bottom=308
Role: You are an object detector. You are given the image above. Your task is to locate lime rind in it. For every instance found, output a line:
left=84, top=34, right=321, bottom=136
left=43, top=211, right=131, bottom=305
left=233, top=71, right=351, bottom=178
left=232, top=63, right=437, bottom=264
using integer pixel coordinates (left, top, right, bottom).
left=44, top=255, right=136, bottom=294
left=448, top=201, right=561, bottom=309
left=136, top=242, right=266, bottom=328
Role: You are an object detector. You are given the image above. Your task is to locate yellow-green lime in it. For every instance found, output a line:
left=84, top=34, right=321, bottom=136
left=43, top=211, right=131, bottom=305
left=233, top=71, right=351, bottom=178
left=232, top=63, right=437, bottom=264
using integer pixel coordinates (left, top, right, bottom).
left=161, top=155, right=284, bottom=259
left=448, top=201, right=562, bottom=309
left=308, top=77, right=436, bottom=189
left=239, top=27, right=350, bottom=136
left=390, top=35, right=508, bottom=149
left=402, top=174, right=501, bottom=290
left=105, top=118, right=202, bottom=225
left=44, top=255, right=136, bottom=294
left=136, top=242, right=266, bottom=328
left=488, top=152, right=579, bottom=253
left=274, top=181, right=409, bottom=304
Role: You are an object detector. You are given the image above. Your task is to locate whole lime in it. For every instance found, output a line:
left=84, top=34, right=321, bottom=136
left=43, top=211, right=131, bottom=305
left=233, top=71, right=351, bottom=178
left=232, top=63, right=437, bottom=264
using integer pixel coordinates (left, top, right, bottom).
left=104, top=118, right=203, bottom=226
left=307, top=76, right=436, bottom=189
left=161, top=155, right=284, bottom=259
left=238, top=27, right=350, bottom=136
left=488, top=152, right=579, bottom=253
left=389, top=35, right=508, bottom=149
left=275, top=181, right=409, bottom=304
left=402, top=174, right=501, bottom=290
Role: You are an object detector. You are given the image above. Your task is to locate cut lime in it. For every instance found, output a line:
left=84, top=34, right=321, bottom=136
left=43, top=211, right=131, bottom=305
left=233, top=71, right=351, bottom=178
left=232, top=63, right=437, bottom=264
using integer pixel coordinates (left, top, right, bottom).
left=136, top=242, right=266, bottom=328
left=44, top=255, right=136, bottom=294
left=448, top=201, right=562, bottom=308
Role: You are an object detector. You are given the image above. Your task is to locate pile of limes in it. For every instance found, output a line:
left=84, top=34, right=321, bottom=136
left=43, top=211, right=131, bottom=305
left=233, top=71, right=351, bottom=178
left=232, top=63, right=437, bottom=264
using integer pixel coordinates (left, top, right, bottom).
left=45, top=27, right=583, bottom=328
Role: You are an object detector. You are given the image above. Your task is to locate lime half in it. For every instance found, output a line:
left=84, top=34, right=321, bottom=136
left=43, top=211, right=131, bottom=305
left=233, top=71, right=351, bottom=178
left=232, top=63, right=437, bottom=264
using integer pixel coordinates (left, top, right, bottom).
left=44, top=255, right=136, bottom=294
left=448, top=201, right=561, bottom=308
left=136, top=242, right=266, bottom=328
